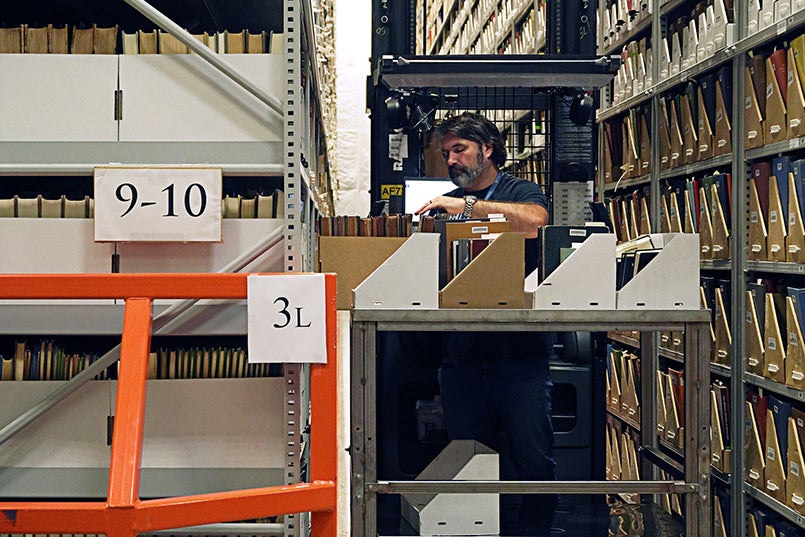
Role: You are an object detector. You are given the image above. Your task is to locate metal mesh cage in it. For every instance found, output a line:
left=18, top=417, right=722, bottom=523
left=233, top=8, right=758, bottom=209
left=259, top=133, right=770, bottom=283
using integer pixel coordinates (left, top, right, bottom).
left=428, top=86, right=553, bottom=195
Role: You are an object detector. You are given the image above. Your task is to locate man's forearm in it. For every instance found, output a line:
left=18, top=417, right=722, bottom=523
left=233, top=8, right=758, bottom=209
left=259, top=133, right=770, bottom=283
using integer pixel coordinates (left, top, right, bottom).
left=471, top=200, right=548, bottom=237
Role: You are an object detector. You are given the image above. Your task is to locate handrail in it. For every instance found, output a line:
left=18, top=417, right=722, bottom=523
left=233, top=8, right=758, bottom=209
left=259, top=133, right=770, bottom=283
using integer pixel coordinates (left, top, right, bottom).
left=0, top=273, right=338, bottom=537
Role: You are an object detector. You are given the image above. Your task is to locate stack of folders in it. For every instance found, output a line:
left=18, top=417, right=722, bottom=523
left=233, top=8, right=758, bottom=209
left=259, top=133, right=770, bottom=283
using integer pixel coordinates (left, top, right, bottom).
left=655, top=1, right=734, bottom=83
left=606, top=346, right=641, bottom=425
left=649, top=67, right=733, bottom=172
left=748, top=157, right=805, bottom=262
left=614, top=234, right=662, bottom=291
left=604, top=417, right=641, bottom=506
left=748, top=0, right=805, bottom=37
left=602, top=104, right=652, bottom=182
left=656, top=468, right=683, bottom=517
left=606, top=186, right=651, bottom=244
left=749, top=280, right=805, bottom=387
left=748, top=508, right=803, bottom=537
left=597, top=0, right=650, bottom=55
left=0, top=195, right=93, bottom=218
left=451, top=236, right=492, bottom=278
left=744, top=34, right=805, bottom=151
left=759, top=393, right=805, bottom=513
left=611, top=38, right=652, bottom=107
left=656, top=172, right=731, bottom=260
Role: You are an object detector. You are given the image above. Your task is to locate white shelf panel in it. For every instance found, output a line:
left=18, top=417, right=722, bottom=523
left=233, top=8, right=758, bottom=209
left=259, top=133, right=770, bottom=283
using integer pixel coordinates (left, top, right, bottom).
left=0, top=55, right=119, bottom=142
left=119, top=54, right=285, bottom=142
left=0, top=218, right=284, bottom=275
left=0, top=378, right=285, bottom=497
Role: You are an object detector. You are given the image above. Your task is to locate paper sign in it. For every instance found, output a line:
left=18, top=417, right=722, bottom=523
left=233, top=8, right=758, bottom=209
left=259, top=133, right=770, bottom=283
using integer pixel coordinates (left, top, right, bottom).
left=94, top=166, right=222, bottom=242
left=247, top=274, right=327, bottom=363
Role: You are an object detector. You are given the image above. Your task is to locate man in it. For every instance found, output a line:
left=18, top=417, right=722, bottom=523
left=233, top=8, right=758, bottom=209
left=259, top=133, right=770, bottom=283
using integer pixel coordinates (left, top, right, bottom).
left=416, top=111, right=557, bottom=537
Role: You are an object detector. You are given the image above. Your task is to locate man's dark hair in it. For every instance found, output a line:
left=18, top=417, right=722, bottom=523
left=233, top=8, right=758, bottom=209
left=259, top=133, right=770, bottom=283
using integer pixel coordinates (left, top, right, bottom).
left=433, top=111, right=507, bottom=167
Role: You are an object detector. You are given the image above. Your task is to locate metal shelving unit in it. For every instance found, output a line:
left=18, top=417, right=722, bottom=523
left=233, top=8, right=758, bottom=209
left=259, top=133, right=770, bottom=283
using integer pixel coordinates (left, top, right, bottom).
left=0, top=1, right=332, bottom=536
left=350, top=308, right=712, bottom=537
left=596, top=0, right=805, bottom=533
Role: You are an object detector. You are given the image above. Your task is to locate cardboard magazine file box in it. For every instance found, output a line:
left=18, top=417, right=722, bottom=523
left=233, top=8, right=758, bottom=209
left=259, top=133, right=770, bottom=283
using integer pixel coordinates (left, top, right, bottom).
left=318, top=235, right=407, bottom=310
left=352, top=232, right=440, bottom=309
left=529, top=233, right=617, bottom=309
left=439, top=232, right=525, bottom=309
left=616, top=233, right=701, bottom=310
left=400, top=440, right=499, bottom=536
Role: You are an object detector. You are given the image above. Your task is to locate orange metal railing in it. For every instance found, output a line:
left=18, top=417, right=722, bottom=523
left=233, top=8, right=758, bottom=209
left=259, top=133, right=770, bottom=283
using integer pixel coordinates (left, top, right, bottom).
left=0, top=273, right=338, bottom=537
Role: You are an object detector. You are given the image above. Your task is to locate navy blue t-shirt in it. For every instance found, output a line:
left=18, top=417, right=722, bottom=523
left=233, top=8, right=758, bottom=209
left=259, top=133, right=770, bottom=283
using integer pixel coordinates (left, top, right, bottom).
left=443, top=172, right=548, bottom=210
left=440, top=172, right=555, bottom=365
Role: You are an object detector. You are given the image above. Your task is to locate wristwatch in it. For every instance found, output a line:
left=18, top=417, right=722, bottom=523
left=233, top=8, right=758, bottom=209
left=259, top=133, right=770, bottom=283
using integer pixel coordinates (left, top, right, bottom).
left=463, top=195, right=478, bottom=217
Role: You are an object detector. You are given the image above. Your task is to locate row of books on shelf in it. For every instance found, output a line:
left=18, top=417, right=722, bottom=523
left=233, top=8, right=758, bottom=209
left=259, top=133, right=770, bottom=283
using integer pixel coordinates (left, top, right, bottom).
left=605, top=416, right=642, bottom=505
left=744, top=34, right=805, bottom=149
left=0, top=340, right=279, bottom=381
left=0, top=191, right=284, bottom=219
left=746, top=279, right=805, bottom=388
left=222, top=190, right=285, bottom=219
left=749, top=157, right=805, bottom=262
left=0, top=24, right=283, bottom=54
left=146, top=346, right=280, bottom=379
left=700, top=276, right=733, bottom=366
left=745, top=390, right=805, bottom=518
left=606, top=346, right=641, bottom=425
left=748, top=505, right=804, bottom=537
left=317, top=213, right=414, bottom=237
left=660, top=173, right=732, bottom=261
left=603, top=64, right=732, bottom=179
left=0, top=195, right=94, bottom=218
left=606, top=173, right=732, bottom=261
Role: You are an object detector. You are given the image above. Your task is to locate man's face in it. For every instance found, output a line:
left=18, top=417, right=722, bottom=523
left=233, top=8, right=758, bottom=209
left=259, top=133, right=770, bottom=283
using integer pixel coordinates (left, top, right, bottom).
left=441, top=133, right=490, bottom=189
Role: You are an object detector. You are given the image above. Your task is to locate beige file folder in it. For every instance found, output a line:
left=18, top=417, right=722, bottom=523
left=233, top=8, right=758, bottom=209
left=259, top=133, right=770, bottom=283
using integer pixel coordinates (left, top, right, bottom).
left=680, top=93, right=699, bottom=164
left=788, top=47, right=805, bottom=138
left=765, top=293, right=787, bottom=383
left=765, top=56, right=789, bottom=145
left=785, top=296, right=805, bottom=389
left=767, top=176, right=789, bottom=262
left=745, top=400, right=766, bottom=489
left=709, top=182, right=731, bottom=260
left=698, top=186, right=715, bottom=260
left=713, top=287, right=732, bottom=365
left=697, top=85, right=715, bottom=160
left=786, top=417, right=805, bottom=514
left=787, top=172, right=805, bottom=262
left=714, top=78, right=733, bottom=155
left=745, top=66, right=765, bottom=149
left=765, top=408, right=788, bottom=502
left=749, top=178, right=769, bottom=260
left=746, top=290, right=766, bottom=375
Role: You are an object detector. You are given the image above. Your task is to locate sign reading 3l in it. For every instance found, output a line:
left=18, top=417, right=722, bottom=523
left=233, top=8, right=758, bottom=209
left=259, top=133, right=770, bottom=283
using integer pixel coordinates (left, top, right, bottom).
left=94, top=166, right=222, bottom=242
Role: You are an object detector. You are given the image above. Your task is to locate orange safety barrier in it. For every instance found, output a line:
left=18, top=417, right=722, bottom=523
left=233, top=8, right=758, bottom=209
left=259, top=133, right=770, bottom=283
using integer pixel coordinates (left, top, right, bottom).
left=0, top=273, right=338, bottom=537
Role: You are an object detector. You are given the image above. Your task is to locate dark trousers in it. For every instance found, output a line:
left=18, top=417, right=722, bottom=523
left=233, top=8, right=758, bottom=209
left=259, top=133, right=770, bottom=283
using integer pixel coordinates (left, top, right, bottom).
left=438, top=357, right=557, bottom=533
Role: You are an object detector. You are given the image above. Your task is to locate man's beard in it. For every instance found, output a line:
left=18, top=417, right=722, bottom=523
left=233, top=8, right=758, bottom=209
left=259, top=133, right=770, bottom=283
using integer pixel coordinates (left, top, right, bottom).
left=448, top=150, right=485, bottom=188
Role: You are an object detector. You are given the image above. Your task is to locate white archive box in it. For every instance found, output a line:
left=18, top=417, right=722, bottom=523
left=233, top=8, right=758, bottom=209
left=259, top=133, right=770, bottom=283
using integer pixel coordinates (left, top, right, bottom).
left=616, top=233, right=701, bottom=310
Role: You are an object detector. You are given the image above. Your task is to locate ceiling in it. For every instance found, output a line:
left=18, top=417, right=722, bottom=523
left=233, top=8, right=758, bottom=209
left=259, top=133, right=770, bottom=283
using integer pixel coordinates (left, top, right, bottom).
left=3, top=0, right=284, bottom=34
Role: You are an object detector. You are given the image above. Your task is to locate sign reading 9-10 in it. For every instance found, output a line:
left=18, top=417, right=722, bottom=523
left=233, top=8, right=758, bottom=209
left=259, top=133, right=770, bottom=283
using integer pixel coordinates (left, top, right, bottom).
left=94, top=166, right=222, bottom=242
